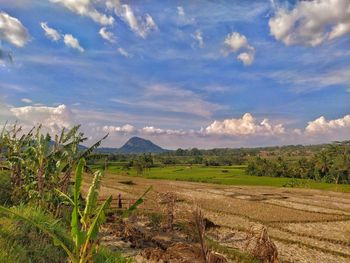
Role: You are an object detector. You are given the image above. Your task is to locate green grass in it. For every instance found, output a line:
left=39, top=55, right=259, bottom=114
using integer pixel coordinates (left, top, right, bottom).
left=0, top=205, right=68, bottom=263
left=104, top=164, right=350, bottom=192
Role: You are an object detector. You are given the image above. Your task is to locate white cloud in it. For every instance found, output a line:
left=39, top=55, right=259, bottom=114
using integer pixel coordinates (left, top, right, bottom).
left=0, top=11, right=29, bottom=47
left=63, top=34, right=84, bottom=52
left=40, top=22, right=61, bottom=41
left=193, top=30, right=204, bottom=48
left=102, top=124, right=135, bottom=133
left=175, top=5, right=195, bottom=25
left=10, top=104, right=73, bottom=132
left=50, top=0, right=114, bottom=25
left=237, top=52, right=254, bottom=66
left=140, top=126, right=186, bottom=136
left=21, top=98, right=32, bottom=103
left=117, top=47, right=130, bottom=57
left=99, top=27, right=116, bottom=42
left=305, top=115, right=350, bottom=135
left=269, top=0, right=350, bottom=46
left=224, top=32, right=255, bottom=65
left=177, top=6, right=185, bottom=17
left=205, top=113, right=285, bottom=136
left=107, top=1, right=157, bottom=38
left=224, top=32, right=249, bottom=52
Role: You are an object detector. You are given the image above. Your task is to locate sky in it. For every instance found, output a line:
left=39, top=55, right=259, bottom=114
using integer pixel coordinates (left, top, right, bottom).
left=0, top=0, right=349, bottom=149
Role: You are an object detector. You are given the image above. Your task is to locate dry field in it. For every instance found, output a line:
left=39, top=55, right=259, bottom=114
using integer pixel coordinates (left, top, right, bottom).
left=93, top=174, right=350, bottom=263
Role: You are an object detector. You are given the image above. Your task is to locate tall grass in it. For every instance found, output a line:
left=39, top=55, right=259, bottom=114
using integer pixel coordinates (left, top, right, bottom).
left=0, top=204, right=68, bottom=263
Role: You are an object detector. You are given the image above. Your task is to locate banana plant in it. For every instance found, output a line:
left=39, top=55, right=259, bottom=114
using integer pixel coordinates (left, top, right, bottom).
left=0, top=158, right=112, bottom=263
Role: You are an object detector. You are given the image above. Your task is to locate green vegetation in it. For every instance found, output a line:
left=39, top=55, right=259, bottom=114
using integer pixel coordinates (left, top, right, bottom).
left=0, top=124, right=133, bottom=262
left=88, top=140, right=350, bottom=192
left=247, top=142, right=350, bottom=185
left=103, top=164, right=350, bottom=191
left=0, top=205, right=67, bottom=263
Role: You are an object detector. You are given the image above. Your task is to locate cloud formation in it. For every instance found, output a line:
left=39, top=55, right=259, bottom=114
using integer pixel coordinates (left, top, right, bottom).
left=3, top=103, right=350, bottom=147
left=305, top=115, right=350, bottom=135
left=50, top=0, right=114, bottom=25
left=21, top=98, right=32, bottom=103
left=0, top=11, right=29, bottom=47
left=103, top=124, right=135, bottom=133
left=63, top=34, right=84, bottom=52
left=193, top=30, right=204, bottom=48
left=107, top=1, right=157, bottom=38
left=40, top=22, right=61, bottom=41
left=99, top=27, right=116, bottom=42
left=117, top=47, right=130, bottom=57
left=224, top=32, right=255, bottom=65
left=205, top=113, right=285, bottom=136
left=269, top=0, right=350, bottom=46
left=177, top=6, right=185, bottom=17
left=10, top=104, right=73, bottom=132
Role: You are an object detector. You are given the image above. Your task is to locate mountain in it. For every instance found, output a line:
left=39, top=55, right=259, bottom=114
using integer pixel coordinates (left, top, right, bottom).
left=118, top=137, right=165, bottom=154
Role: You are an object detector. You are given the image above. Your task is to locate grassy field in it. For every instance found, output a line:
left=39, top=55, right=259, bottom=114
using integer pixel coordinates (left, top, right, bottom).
left=100, top=164, right=350, bottom=192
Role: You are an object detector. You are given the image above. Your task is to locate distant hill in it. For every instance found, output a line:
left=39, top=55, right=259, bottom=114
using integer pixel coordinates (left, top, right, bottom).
left=93, top=136, right=166, bottom=154
left=118, top=137, right=165, bottom=154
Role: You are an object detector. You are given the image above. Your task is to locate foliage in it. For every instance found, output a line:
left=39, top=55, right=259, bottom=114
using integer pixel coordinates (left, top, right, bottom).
left=246, top=143, right=350, bottom=185
left=0, top=171, right=12, bottom=205
left=0, top=204, right=68, bottom=263
left=0, top=159, right=113, bottom=263
left=0, top=124, right=107, bottom=210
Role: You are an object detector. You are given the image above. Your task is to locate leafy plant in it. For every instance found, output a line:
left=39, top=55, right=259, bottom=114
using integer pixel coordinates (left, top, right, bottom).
left=0, top=158, right=112, bottom=263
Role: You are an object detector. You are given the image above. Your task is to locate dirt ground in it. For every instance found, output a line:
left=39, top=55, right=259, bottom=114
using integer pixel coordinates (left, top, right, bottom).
left=95, top=175, right=350, bottom=263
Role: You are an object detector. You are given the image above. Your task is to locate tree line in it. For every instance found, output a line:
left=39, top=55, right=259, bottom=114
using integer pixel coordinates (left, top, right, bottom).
left=246, top=143, right=350, bottom=184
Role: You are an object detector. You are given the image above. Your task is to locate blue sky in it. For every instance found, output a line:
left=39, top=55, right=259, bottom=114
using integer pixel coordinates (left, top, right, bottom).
left=0, top=0, right=349, bottom=148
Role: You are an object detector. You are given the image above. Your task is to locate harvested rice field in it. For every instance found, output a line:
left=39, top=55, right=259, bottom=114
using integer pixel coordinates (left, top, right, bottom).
left=94, top=174, right=350, bottom=263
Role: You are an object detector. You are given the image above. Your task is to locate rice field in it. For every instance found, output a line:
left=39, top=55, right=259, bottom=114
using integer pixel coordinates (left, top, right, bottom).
left=93, top=171, right=350, bottom=263
left=102, top=164, right=350, bottom=192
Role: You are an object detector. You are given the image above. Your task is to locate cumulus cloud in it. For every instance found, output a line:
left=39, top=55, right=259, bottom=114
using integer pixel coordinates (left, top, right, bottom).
left=50, top=0, right=114, bottom=25
left=40, top=22, right=61, bottom=41
left=21, top=98, right=32, bottom=103
left=63, top=34, right=84, bottom=52
left=107, top=1, right=157, bottom=38
left=305, top=115, right=350, bottom=135
left=223, top=32, right=255, bottom=65
left=193, top=30, right=204, bottom=48
left=117, top=47, right=130, bottom=57
left=99, top=27, right=116, bottom=42
left=269, top=0, right=350, bottom=46
left=0, top=11, right=29, bottom=47
left=10, top=104, right=73, bottom=132
left=205, top=113, right=285, bottom=136
left=237, top=52, right=254, bottom=66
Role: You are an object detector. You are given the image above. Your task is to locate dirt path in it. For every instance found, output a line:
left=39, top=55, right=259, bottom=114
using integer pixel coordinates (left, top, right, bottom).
left=99, top=175, right=350, bottom=263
